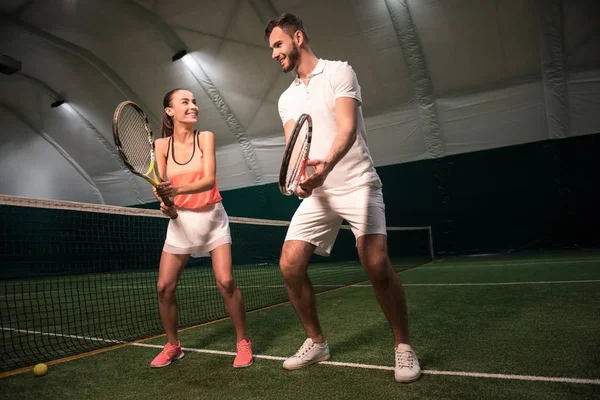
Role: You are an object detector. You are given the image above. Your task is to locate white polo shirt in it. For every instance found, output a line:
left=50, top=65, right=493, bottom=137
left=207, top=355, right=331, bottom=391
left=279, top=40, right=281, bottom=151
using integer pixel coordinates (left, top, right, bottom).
left=278, top=59, right=381, bottom=196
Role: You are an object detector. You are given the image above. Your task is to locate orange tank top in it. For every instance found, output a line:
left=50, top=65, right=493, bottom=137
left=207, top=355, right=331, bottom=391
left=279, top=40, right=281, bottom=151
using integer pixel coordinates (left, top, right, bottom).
left=166, top=130, right=222, bottom=210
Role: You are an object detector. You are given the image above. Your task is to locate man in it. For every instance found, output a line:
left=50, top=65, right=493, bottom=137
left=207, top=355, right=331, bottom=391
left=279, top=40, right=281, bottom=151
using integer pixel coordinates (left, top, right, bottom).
left=265, top=13, right=421, bottom=383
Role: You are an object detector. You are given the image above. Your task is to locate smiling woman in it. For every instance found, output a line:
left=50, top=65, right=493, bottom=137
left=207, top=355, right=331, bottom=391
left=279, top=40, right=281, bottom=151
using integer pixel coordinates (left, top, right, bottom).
left=146, top=88, right=255, bottom=370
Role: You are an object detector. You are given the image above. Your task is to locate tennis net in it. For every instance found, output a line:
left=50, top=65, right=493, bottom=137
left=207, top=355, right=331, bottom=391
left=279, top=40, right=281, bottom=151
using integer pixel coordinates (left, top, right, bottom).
left=0, top=194, right=434, bottom=373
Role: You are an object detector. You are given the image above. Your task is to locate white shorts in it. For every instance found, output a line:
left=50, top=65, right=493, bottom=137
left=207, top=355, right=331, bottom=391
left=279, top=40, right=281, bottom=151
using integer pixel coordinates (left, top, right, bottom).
left=163, top=202, right=232, bottom=258
left=285, top=183, right=387, bottom=256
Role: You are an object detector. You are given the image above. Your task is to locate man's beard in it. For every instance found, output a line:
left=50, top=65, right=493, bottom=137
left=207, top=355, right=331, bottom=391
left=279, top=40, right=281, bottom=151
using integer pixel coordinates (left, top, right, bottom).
left=282, top=43, right=300, bottom=73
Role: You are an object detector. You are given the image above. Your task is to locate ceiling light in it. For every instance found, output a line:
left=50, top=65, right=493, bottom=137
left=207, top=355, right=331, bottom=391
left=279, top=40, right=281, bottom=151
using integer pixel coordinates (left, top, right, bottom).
left=172, top=50, right=187, bottom=62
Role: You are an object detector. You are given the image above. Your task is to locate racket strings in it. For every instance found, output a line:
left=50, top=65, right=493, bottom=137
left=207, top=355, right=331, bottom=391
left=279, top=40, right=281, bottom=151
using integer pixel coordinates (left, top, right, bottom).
left=117, top=107, right=153, bottom=175
left=286, top=127, right=310, bottom=191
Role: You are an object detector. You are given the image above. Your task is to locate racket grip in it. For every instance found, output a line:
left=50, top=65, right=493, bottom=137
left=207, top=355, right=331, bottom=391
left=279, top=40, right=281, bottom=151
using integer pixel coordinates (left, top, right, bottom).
left=161, top=196, right=178, bottom=220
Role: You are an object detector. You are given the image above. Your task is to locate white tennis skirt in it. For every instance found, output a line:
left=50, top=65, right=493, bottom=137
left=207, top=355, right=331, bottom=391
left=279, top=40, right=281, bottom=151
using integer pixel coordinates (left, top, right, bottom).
left=163, top=202, right=232, bottom=258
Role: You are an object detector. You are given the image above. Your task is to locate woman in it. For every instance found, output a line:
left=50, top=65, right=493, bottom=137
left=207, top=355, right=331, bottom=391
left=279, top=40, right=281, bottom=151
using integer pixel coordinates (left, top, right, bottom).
left=150, top=88, right=253, bottom=368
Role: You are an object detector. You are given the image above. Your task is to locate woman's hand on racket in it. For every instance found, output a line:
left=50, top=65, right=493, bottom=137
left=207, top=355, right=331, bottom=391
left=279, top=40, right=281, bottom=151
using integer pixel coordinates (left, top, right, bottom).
left=299, top=159, right=332, bottom=191
left=159, top=202, right=178, bottom=218
left=156, top=181, right=179, bottom=199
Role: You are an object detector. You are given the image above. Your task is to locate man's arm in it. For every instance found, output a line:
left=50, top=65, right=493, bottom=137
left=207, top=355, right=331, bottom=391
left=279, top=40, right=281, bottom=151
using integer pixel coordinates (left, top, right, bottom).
left=299, top=97, right=357, bottom=190
left=278, top=90, right=296, bottom=145
left=284, top=119, right=296, bottom=144
left=300, top=62, right=361, bottom=191
left=324, top=96, right=358, bottom=169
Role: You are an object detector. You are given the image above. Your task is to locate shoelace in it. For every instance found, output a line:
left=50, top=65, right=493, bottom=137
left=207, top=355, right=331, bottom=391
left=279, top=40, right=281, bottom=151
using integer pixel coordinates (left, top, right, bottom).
left=395, top=350, right=414, bottom=368
left=162, top=344, right=177, bottom=356
left=237, top=342, right=251, bottom=355
left=294, top=342, right=315, bottom=358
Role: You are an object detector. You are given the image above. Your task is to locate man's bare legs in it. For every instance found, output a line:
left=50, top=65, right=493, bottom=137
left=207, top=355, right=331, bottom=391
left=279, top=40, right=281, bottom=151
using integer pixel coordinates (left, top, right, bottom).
left=357, top=233, right=411, bottom=347
left=279, top=240, right=324, bottom=343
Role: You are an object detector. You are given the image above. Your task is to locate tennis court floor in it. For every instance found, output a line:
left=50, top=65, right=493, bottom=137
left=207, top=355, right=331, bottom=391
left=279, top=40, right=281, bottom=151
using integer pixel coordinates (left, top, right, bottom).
left=2, top=251, right=599, bottom=399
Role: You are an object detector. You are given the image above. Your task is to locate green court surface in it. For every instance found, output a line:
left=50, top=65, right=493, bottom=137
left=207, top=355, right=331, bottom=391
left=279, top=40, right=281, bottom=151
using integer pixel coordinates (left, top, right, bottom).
left=1, top=252, right=599, bottom=399
left=0, top=258, right=422, bottom=372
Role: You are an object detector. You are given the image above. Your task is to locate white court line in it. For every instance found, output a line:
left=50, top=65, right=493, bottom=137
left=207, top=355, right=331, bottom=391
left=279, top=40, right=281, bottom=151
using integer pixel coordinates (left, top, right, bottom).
left=103, top=284, right=344, bottom=290
left=0, top=288, right=153, bottom=297
left=421, top=259, right=600, bottom=269
left=0, top=283, right=346, bottom=295
left=1, top=327, right=123, bottom=344
left=9, top=280, right=599, bottom=293
left=131, top=343, right=600, bottom=385
left=441, top=256, right=600, bottom=264
left=0, top=290, right=66, bottom=298
left=5, top=324, right=600, bottom=385
left=109, top=281, right=600, bottom=290
left=353, top=279, right=600, bottom=287
left=6, top=279, right=599, bottom=296
left=206, top=284, right=343, bottom=289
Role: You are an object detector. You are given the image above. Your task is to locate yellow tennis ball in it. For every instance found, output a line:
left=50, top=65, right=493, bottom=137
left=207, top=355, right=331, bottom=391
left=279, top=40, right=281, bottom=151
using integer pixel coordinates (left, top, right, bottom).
left=33, top=363, right=48, bottom=377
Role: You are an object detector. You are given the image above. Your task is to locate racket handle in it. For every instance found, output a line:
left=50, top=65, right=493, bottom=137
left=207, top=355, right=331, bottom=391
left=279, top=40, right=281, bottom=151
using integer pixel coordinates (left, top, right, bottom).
left=161, top=196, right=178, bottom=220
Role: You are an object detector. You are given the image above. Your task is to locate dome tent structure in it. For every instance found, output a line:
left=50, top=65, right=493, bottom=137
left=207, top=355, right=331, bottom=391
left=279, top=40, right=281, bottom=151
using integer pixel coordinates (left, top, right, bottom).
left=0, top=0, right=597, bottom=205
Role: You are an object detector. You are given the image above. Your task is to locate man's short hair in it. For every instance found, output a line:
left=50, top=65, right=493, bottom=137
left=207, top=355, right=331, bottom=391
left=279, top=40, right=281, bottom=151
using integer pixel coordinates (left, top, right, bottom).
left=264, top=13, right=309, bottom=43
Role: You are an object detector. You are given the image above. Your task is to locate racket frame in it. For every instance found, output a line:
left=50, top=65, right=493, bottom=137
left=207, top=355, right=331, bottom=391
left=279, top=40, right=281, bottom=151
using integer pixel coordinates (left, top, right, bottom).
left=278, top=113, right=313, bottom=196
left=112, top=101, right=178, bottom=219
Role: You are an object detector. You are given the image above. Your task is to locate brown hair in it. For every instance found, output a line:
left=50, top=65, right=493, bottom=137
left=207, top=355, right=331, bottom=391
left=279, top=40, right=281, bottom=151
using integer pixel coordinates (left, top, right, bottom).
left=264, top=13, right=309, bottom=43
left=161, top=88, right=181, bottom=138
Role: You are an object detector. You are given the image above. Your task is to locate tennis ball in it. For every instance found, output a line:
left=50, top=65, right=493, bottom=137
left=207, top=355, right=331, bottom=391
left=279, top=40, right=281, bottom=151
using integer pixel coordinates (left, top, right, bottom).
left=33, top=363, right=48, bottom=377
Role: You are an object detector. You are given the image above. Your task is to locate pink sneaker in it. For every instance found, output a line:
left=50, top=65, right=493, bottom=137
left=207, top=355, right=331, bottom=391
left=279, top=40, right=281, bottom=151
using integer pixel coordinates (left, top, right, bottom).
left=150, top=341, right=184, bottom=368
left=233, top=339, right=253, bottom=368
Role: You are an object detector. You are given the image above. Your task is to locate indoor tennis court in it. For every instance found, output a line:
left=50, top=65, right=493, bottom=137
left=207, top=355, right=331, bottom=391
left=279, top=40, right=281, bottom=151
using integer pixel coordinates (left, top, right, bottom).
left=1, top=0, right=599, bottom=399
left=1, top=245, right=599, bottom=398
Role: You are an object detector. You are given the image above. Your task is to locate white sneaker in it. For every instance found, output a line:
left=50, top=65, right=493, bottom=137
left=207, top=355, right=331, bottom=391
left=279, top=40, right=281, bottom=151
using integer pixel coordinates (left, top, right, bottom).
left=283, top=338, right=330, bottom=370
left=394, top=344, right=421, bottom=383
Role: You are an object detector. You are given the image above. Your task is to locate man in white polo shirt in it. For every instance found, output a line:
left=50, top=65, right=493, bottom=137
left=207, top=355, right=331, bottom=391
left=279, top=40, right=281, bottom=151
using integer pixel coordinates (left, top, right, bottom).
left=265, top=13, right=421, bottom=383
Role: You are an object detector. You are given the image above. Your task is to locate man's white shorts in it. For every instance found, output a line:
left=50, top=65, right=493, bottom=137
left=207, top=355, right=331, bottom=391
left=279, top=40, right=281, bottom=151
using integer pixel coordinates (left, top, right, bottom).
left=285, top=182, right=387, bottom=256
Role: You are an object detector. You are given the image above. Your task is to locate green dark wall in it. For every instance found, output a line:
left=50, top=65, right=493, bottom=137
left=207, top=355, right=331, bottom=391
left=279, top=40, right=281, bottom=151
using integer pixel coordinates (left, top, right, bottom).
left=139, top=133, right=600, bottom=256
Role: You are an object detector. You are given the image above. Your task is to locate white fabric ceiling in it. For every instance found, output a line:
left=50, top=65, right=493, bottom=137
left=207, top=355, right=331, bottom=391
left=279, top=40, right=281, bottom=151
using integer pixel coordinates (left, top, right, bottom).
left=0, top=0, right=598, bottom=205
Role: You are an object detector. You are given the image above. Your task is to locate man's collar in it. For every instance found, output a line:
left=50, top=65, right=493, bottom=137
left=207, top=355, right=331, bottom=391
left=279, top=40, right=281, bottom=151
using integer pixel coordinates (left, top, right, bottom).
left=294, top=58, right=325, bottom=85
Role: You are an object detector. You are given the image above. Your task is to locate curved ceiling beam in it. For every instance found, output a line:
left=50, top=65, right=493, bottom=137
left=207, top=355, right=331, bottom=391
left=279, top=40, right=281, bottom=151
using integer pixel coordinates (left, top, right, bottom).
left=537, top=0, right=570, bottom=139
left=0, top=101, right=105, bottom=204
left=15, top=72, right=144, bottom=202
left=565, top=29, right=600, bottom=60
left=0, top=12, right=161, bottom=130
left=215, top=0, right=243, bottom=57
left=172, top=25, right=265, bottom=50
left=384, top=0, right=445, bottom=159
left=245, top=0, right=280, bottom=132
left=247, top=0, right=279, bottom=26
left=12, top=0, right=35, bottom=17
left=122, top=0, right=263, bottom=184
left=170, top=25, right=266, bottom=50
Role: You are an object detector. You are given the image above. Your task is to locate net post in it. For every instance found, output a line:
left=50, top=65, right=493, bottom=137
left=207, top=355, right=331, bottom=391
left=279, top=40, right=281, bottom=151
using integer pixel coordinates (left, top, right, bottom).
left=427, top=226, right=435, bottom=262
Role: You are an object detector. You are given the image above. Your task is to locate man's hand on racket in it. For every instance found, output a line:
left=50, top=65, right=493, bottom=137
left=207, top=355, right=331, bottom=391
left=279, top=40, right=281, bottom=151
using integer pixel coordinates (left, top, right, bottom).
left=292, top=168, right=311, bottom=198
left=294, top=185, right=312, bottom=198
left=299, top=159, right=332, bottom=191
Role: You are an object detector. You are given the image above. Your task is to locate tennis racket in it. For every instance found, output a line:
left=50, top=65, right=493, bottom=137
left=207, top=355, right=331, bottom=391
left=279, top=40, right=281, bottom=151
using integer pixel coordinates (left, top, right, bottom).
left=112, top=101, right=178, bottom=219
left=278, top=113, right=313, bottom=196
